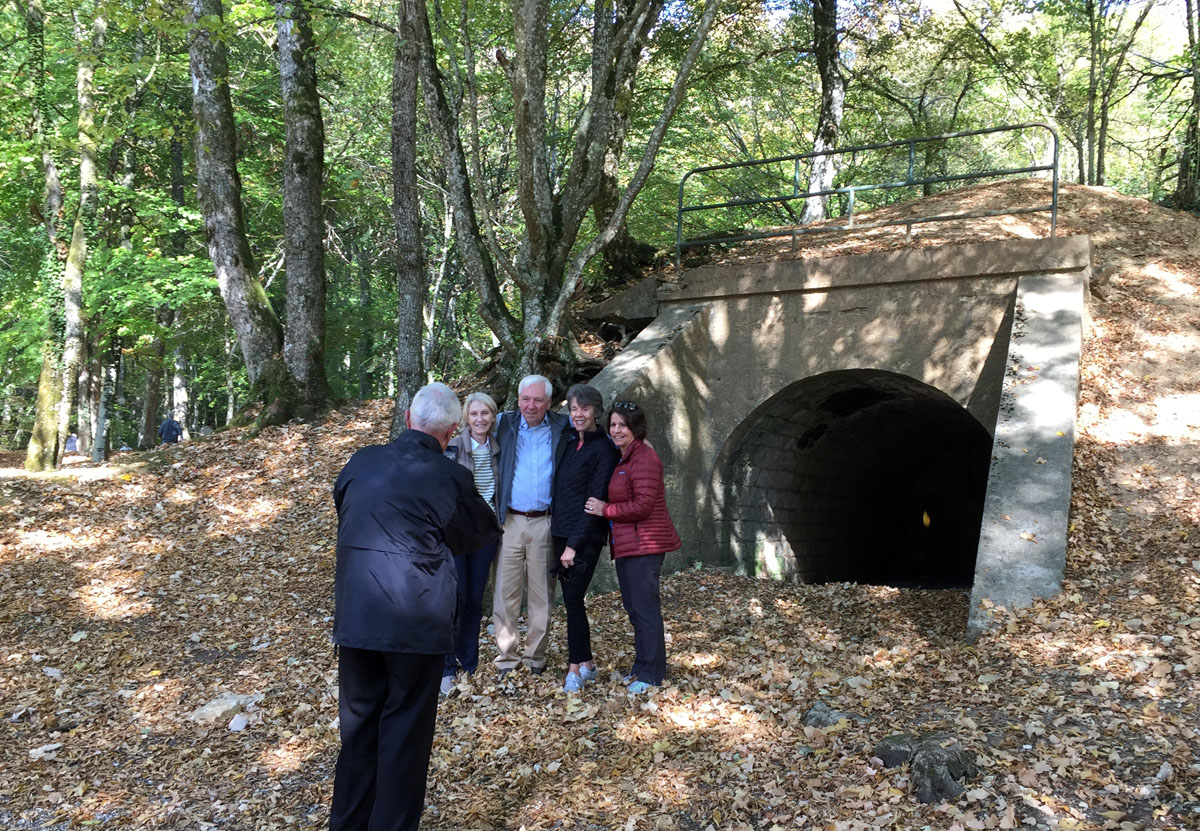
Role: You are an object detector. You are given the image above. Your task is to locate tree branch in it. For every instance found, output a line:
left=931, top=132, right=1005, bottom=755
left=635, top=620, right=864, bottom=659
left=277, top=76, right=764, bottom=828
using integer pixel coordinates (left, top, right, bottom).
left=308, top=2, right=396, bottom=34
left=548, top=0, right=720, bottom=335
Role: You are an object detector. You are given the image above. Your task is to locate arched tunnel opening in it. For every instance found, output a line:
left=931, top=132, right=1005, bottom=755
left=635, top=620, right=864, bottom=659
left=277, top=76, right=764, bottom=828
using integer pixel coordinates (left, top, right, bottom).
left=715, top=369, right=993, bottom=588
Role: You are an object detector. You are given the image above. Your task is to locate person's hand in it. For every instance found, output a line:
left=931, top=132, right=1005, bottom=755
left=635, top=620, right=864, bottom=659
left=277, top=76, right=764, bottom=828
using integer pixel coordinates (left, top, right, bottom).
left=584, top=497, right=606, bottom=516
left=560, top=546, right=576, bottom=568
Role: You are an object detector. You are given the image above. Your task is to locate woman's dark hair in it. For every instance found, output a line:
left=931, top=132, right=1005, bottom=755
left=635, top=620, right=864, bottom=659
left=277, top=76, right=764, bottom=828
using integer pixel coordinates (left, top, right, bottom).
left=565, top=384, right=604, bottom=424
left=606, top=400, right=647, bottom=440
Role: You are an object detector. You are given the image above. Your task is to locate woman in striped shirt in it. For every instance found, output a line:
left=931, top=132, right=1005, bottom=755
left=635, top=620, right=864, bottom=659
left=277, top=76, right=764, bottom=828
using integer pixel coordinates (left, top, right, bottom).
left=442, top=391, right=502, bottom=694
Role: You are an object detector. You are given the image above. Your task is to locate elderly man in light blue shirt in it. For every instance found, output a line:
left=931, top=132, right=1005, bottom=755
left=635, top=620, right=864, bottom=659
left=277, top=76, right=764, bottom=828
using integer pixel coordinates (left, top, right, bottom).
left=491, top=375, right=568, bottom=675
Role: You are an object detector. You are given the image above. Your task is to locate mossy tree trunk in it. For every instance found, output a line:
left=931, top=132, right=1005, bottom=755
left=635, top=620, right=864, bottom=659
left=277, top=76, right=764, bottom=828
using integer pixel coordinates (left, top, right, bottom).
left=189, top=0, right=296, bottom=426
left=802, top=0, right=845, bottom=224
left=276, top=0, right=330, bottom=418
left=26, top=345, right=61, bottom=472
left=23, top=0, right=65, bottom=472
left=417, top=0, right=718, bottom=381
left=389, top=0, right=427, bottom=438
left=56, top=8, right=108, bottom=466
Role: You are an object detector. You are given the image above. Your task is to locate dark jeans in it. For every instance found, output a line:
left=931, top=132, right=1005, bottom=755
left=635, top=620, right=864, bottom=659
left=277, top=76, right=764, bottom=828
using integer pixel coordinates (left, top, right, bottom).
left=615, top=553, right=666, bottom=685
left=555, top=537, right=603, bottom=665
left=444, top=540, right=498, bottom=676
left=330, top=646, right=442, bottom=831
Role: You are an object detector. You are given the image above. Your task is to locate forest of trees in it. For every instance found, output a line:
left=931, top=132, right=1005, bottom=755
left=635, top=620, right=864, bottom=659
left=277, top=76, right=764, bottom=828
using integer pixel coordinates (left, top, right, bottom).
left=1, top=0, right=1197, bottom=468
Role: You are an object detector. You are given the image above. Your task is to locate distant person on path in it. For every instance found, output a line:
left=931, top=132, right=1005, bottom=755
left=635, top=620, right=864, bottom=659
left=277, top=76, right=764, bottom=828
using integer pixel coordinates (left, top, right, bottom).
left=492, top=375, right=568, bottom=677
left=330, top=382, right=501, bottom=831
left=585, top=401, right=681, bottom=694
left=551, top=384, right=619, bottom=693
left=65, top=433, right=78, bottom=453
left=158, top=417, right=183, bottom=445
left=441, top=391, right=502, bottom=694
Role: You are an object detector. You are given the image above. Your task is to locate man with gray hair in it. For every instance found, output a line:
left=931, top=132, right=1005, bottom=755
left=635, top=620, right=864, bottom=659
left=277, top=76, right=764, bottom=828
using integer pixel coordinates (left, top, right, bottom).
left=492, top=374, right=568, bottom=676
left=330, top=382, right=501, bottom=831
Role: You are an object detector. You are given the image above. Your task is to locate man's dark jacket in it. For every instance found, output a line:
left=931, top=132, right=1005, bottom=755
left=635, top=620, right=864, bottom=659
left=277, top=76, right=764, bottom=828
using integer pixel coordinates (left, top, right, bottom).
left=332, top=429, right=502, bottom=654
left=493, top=410, right=569, bottom=524
left=158, top=418, right=182, bottom=443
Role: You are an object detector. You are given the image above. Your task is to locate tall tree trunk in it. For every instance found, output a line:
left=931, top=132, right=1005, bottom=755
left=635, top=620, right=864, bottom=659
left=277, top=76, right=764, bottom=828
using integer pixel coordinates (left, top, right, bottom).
left=802, top=0, right=845, bottom=223
left=423, top=201, right=454, bottom=372
left=188, top=0, right=294, bottom=425
left=1097, top=99, right=1109, bottom=186
left=173, top=347, right=191, bottom=440
left=226, top=327, right=238, bottom=425
left=92, top=337, right=118, bottom=462
left=57, top=9, right=108, bottom=466
left=27, top=346, right=61, bottom=471
left=77, top=336, right=101, bottom=453
left=138, top=307, right=171, bottom=448
left=355, top=241, right=374, bottom=400
left=276, top=0, right=329, bottom=415
left=0, top=383, right=13, bottom=450
left=1181, top=0, right=1200, bottom=206
left=1076, top=122, right=1086, bottom=184
left=134, top=111, right=189, bottom=444
left=592, top=3, right=659, bottom=279
left=391, top=0, right=427, bottom=438
left=24, top=0, right=65, bottom=472
left=1086, top=0, right=1098, bottom=185
left=115, top=345, right=126, bottom=444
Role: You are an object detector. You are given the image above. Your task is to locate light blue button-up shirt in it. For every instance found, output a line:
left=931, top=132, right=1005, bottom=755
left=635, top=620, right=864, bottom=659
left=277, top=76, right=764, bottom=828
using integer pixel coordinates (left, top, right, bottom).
left=509, top=415, right=553, bottom=512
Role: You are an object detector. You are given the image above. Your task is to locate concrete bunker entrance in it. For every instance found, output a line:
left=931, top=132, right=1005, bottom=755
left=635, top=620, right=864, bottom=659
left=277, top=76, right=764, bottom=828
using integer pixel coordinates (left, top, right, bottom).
left=713, top=369, right=993, bottom=588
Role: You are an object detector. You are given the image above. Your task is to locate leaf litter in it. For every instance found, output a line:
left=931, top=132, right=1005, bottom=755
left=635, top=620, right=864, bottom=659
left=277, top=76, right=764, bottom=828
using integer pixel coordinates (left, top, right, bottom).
left=1, top=181, right=1199, bottom=829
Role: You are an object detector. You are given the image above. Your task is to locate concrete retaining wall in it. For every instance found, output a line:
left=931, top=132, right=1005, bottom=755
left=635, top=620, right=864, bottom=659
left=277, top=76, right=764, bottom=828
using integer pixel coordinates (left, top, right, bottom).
left=586, top=236, right=1090, bottom=636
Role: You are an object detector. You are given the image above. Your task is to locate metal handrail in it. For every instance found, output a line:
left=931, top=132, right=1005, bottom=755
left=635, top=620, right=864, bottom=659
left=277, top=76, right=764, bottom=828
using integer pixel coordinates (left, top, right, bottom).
left=675, top=123, right=1059, bottom=273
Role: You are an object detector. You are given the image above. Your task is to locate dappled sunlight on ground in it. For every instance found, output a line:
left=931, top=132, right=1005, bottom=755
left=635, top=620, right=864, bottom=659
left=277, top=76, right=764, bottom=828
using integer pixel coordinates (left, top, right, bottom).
left=4, top=185, right=1200, bottom=827
left=73, top=571, right=157, bottom=619
left=13, top=529, right=78, bottom=552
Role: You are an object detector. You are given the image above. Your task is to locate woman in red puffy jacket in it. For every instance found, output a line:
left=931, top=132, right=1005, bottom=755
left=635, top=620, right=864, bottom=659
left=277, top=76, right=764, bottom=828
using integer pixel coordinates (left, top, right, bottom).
left=584, top=401, right=681, bottom=693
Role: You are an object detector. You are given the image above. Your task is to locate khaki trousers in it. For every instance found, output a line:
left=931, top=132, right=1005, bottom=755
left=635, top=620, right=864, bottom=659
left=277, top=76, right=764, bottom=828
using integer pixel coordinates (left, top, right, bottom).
left=492, top=513, right=554, bottom=671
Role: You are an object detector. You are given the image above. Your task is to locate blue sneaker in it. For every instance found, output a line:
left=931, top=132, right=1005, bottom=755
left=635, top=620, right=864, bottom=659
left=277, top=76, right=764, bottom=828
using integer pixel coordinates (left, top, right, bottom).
left=579, top=665, right=598, bottom=683
left=563, top=672, right=584, bottom=693
left=627, top=680, right=656, bottom=694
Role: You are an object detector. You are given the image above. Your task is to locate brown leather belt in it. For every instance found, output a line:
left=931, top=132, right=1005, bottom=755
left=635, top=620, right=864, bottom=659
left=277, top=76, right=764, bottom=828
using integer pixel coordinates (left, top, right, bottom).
left=508, top=508, right=549, bottom=518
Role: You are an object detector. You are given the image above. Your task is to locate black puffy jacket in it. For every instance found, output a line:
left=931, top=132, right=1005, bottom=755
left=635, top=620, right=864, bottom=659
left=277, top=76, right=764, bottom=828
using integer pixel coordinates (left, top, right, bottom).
left=332, top=429, right=502, bottom=654
left=550, top=426, right=620, bottom=551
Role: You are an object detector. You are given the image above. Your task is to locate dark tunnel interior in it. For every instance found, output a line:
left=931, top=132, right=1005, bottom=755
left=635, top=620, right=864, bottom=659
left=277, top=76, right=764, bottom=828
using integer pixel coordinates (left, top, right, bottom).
left=719, top=369, right=993, bottom=588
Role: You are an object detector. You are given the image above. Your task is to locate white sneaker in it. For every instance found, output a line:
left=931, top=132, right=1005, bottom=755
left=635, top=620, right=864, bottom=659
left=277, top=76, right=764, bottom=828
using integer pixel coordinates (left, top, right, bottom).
left=563, top=672, right=584, bottom=693
left=579, top=664, right=598, bottom=683
left=440, top=675, right=455, bottom=696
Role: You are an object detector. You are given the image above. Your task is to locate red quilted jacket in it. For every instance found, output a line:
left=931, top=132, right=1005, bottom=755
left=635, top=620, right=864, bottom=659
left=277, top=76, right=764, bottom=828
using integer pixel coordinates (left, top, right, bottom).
left=602, top=439, right=682, bottom=559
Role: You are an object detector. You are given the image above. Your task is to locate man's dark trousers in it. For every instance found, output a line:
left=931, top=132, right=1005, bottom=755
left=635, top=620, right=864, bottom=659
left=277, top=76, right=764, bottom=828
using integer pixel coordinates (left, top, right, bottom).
left=329, top=647, right=443, bottom=831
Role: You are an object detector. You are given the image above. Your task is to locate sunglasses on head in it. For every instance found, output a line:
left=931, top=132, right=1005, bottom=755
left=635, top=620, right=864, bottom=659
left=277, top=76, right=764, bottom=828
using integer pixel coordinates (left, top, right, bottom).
left=613, top=401, right=639, bottom=411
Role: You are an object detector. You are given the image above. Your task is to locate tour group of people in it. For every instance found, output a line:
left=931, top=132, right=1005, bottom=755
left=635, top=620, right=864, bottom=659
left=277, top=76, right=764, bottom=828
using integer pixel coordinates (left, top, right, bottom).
left=329, top=377, right=682, bottom=831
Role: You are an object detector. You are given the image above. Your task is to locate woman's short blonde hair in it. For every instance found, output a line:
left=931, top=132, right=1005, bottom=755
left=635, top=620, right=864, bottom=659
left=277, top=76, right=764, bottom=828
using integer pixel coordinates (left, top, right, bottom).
left=460, top=391, right=499, bottom=430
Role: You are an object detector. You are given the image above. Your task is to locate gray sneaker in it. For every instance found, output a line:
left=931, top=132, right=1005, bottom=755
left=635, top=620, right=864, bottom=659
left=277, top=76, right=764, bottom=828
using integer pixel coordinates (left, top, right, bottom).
left=563, top=672, right=584, bottom=693
left=579, top=664, right=598, bottom=683
left=440, top=675, right=455, bottom=696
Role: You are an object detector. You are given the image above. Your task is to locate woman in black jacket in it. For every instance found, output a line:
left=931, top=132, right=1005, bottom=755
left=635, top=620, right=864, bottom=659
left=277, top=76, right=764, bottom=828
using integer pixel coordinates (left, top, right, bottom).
left=552, top=384, right=620, bottom=692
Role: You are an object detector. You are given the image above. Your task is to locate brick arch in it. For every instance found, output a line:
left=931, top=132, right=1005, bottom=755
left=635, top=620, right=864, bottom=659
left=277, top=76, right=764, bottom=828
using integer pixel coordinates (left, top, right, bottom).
left=709, top=369, right=992, bottom=588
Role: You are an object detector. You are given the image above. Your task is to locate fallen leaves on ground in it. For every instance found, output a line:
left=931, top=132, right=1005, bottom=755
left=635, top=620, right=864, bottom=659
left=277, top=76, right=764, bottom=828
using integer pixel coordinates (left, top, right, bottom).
left=2, top=182, right=1198, bottom=830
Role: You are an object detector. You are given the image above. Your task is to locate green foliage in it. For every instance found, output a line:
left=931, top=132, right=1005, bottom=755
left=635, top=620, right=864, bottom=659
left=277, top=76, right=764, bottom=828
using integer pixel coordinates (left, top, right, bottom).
left=0, top=0, right=1193, bottom=449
